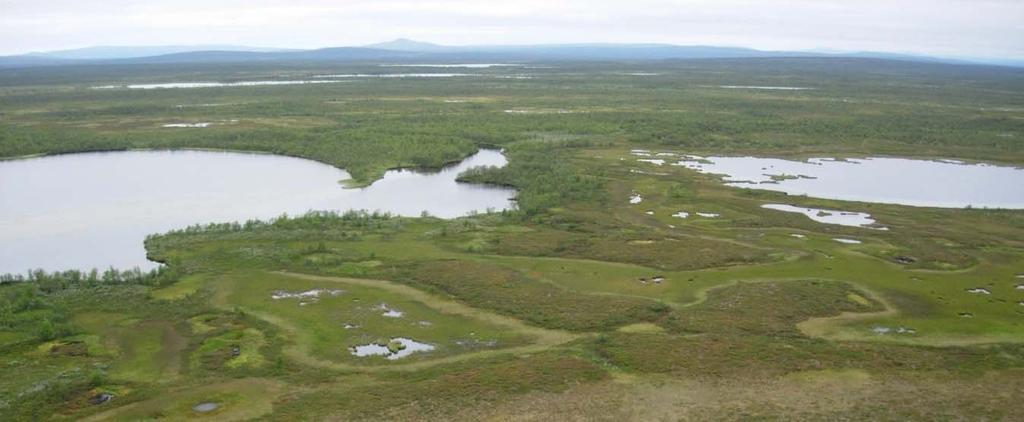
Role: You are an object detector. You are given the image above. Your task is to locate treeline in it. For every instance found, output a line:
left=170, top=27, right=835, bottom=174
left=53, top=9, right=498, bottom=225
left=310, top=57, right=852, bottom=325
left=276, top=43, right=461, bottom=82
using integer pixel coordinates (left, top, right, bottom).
left=152, top=210, right=398, bottom=238
left=0, top=266, right=170, bottom=290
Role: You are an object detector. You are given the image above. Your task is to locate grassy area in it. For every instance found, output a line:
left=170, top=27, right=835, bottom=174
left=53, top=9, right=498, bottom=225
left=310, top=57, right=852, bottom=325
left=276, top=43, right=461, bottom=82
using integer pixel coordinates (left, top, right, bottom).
left=0, top=58, right=1022, bottom=419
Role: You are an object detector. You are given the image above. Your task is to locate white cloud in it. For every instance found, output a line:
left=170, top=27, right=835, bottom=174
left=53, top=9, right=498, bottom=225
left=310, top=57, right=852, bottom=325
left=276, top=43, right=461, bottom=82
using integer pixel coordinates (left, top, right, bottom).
left=1, top=0, right=1021, bottom=59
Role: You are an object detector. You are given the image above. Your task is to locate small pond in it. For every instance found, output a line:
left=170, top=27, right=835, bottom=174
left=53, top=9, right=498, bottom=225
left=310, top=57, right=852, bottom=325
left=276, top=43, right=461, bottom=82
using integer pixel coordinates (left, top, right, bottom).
left=350, top=338, right=435, bottom=360
left=669, top=155, right=1024, bottom=209
left=0, top=149, right=515, bottom=274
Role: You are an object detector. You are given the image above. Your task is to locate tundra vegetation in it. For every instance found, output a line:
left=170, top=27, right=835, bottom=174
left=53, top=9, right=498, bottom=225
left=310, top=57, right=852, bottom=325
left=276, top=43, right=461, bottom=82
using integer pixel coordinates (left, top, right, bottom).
left=1, top=58, right=1023, bottom=420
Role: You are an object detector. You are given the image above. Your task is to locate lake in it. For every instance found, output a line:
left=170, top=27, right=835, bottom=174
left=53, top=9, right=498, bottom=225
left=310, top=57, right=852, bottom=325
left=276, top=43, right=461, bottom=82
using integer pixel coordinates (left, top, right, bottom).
left=0, top=149, right=515, bottom=274
left=665, top=155, right=1024, bottom=209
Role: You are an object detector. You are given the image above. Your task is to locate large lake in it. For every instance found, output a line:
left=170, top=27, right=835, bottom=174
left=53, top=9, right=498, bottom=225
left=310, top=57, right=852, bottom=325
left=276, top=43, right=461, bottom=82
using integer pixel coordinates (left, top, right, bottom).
left=0, top=149, right=515, bottom=274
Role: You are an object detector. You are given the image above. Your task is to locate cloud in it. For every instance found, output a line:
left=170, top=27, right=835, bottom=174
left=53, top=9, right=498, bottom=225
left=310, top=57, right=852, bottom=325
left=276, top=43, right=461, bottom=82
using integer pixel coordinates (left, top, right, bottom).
left=1, top=0, right=1021, bottom=59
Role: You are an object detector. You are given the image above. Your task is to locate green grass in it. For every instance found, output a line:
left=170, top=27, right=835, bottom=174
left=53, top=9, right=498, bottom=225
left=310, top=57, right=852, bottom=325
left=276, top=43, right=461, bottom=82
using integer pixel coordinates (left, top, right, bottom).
left=150, top=274, right=209, bottom=301
left=208, top=271, right=540, bottom=367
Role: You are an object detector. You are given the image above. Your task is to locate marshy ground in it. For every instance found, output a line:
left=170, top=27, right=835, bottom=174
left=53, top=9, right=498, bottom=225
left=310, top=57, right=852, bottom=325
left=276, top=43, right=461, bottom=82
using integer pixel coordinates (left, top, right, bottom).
left=1, top=58, right=1023, bottom=420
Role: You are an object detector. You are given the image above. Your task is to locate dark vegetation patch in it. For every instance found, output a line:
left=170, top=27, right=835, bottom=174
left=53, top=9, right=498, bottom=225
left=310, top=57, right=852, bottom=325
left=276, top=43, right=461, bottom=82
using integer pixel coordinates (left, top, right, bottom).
left=491, top=228, right=772, bottom=270
left=380, top=259, right=670, bottom=331
left=595, top=280, right=1024, bottom=377
left=659, top=280, right=883, bottom=336
left=269, top=352, right=607, bottom=420
left=595, top=332, right=1024, bottom=378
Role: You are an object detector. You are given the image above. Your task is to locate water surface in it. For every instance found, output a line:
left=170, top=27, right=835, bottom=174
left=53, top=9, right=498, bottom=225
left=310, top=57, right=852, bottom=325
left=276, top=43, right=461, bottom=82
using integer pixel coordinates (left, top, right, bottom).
left=0, top=149, right=514, bottom=273
left=670, top=156, right=1024, bottom=209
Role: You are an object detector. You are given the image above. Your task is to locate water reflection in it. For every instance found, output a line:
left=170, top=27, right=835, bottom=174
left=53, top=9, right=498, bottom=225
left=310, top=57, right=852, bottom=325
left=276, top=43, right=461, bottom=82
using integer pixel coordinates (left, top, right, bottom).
left=0, top=149, right=515, bottom=273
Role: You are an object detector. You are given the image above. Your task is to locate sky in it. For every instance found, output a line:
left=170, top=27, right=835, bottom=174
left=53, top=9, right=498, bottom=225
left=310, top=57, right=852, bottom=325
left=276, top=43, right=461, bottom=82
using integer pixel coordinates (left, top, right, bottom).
left=2, top=0, right=1022, bottom=59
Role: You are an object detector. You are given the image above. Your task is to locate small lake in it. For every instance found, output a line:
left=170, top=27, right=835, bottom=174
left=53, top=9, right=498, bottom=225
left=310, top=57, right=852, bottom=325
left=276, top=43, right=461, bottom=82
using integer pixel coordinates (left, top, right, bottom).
left=0, top=149, right=515, bottom=274
left=668, top=155, right=1024, bottom=209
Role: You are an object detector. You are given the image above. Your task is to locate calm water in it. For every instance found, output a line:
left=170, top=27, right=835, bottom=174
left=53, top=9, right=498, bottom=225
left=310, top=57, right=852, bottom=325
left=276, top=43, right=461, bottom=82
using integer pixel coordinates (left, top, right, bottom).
left=670, top=156, right=1024, bottom=209
left=0, top=149, right=514, bottom=273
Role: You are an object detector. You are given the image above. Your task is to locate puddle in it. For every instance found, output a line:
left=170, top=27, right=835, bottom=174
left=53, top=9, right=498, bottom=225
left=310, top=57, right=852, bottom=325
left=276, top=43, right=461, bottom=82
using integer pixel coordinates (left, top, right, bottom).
left=893, top=256, right=917, bottom=265
left=790, top=234, right=807, bottom=238
left=95, top=80, right=348, bottom=89
left=343, top=323, right=359, bottom=329
left=89, top=393, right=114, bottom=405
left=162, top=123, right=211, bottom=128
left=762, top=204, right=885, bottom=230
left=718, top=85, right=813, bottom=90
left=350, top=338, right=435, bottom=360
left=174, top=103, right=233, bottom=108
left=696, top=212, right=720, bottom=218
left=503, top=108, right=577, bottom=114
left=644, top=211, right=654, bottom=215
left=638, top=275, right=665, bottom=285
left=674, top=155, right=1024, bottom=209
left=1016, top=284, right=1024, bottom=290
left=377, top=303, right=404, bottom=318
left=629, top=193, right=643, bottom=204
left=672, top=211, right=690, bottom=219
left=637, top=159, right=666, bottom=166
left=833, top=238, right=862, bottom=244
left=958, top=312, right=974, bottom=318
left=193, top=402, right=219, bottom=413
left=271, top=289, right=343, bottom=305
left=872, top=326, right=916, bottom=335
left=966, top=288, right=992, bottom=295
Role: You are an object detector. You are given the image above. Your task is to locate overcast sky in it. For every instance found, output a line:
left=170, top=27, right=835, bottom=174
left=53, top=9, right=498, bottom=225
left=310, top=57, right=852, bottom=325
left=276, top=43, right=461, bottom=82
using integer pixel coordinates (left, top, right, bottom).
left=2, top=0, right=1022, bottom=59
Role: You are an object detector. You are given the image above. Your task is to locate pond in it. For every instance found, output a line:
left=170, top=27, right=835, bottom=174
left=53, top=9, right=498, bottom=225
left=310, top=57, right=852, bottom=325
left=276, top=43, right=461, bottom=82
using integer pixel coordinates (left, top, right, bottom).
left=667, top=155, right=1024, bottom=209
left=0, top=149, right=515, bottom=274
left=350, top=337, right=435, bottom=360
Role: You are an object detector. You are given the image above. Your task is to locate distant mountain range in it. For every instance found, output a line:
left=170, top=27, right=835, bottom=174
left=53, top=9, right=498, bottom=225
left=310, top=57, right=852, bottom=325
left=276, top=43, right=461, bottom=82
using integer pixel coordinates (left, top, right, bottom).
left=26, top=45, right=300, bottom=60
left=1, top=39, right=1019, bottom=69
